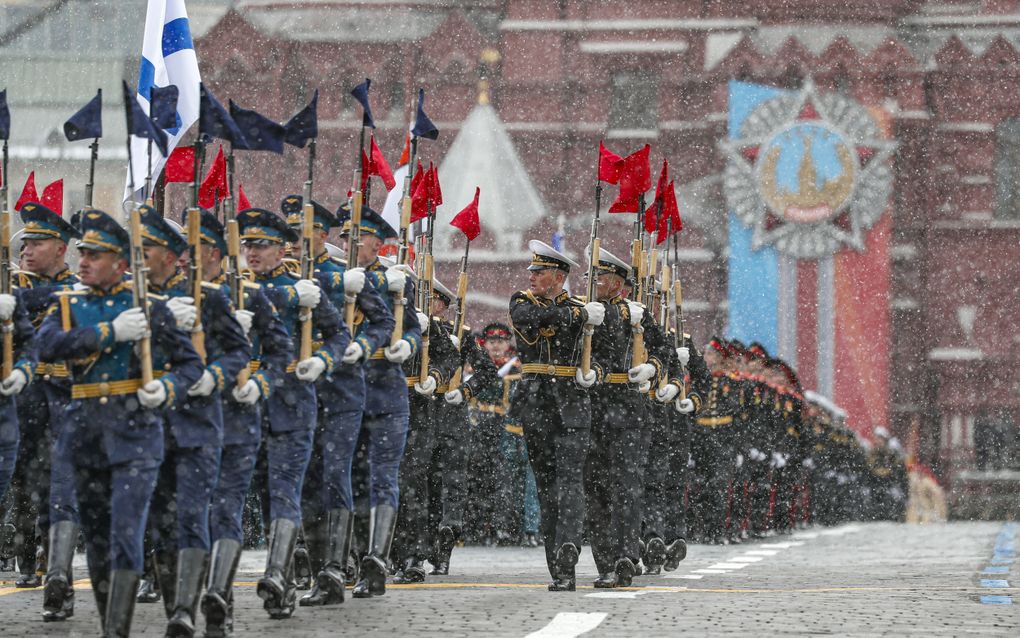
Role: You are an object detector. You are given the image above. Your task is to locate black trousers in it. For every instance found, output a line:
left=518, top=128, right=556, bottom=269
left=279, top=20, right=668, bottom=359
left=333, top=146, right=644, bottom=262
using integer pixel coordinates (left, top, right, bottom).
left=689, top=424, right=734, bottom=540
left=392, top=393, right=435, bottom=565
left=642, top=405, right=691, bottom=543
left=463, top=411, right=505, bottom=542
left=427, top=402, right=469, bottom=539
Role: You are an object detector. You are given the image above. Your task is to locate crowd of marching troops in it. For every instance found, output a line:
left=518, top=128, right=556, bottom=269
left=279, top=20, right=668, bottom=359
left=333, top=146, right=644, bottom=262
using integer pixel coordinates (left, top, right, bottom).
left=0, top=197, right=908, bottom=636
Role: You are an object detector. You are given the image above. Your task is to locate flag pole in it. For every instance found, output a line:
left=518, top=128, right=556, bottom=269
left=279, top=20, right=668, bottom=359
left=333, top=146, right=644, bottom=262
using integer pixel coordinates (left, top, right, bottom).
left=448, top=238, right=471, bottom=390
left=581, top=146, right=603, bottom=377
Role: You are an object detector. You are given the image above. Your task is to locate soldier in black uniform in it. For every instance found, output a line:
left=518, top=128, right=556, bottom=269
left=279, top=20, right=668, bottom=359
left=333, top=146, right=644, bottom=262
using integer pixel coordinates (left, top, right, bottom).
left=508, top=240, right=605, bottom=591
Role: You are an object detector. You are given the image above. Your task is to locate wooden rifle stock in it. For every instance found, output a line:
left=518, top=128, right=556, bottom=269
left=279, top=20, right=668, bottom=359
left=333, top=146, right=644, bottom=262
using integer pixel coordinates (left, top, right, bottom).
left=129, top=208, right=154, bottom=385
left=674, top=277, right=686, bottom=402
left=345, top=189, right=363, bottom=335
left=448, top=268, right=469, bottom=389
left=581, top=237, right=600, bottom=377
left=299, top=187, right=315, bottom=361
left=186, top=208, right=206, bottom=362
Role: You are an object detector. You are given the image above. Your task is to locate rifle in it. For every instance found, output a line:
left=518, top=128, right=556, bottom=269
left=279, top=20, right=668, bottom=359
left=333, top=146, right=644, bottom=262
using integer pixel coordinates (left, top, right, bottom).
left=299, top=140, right=316, bottom=360
left=391, top=136, right=418, bottom=348
left=629, top=195, right=648, bottom=368
left=670, top=219, right=686, bottom=401
left=448, top=241, right=470, bottom=390
left=345, top=105, right=369, bottom=336
left=0, top=135, right=10, bottom=379
left=416, top=201, right=436, bottom=384
left=658, top=259, right=671, bottom=392
left=222, top=148, right=250, bottom=387
left=581, top=148, right=603, bottom=377
left=186, top=207, right=206, bottom=362
left=129, top=208, right=154, bottom=385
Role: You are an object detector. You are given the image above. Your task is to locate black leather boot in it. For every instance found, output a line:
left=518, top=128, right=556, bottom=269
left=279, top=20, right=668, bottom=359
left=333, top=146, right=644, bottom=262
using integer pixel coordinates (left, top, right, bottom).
left=292, top=529, right=312, bottom=591
left=302, top=509, right=352, bottom=606
left=393, top=557, right=427, bottom=584
left=257, top=519, right=298, bottom=619
left=613, top=557, right=636, bottom=588
left=297, top=515, right=330, bottom=606
left=548, top=543, right=577, bottom=592
left=166, top=548, right=206, bottom=637
left=643, top=537, right=666, bottom=575
left=429, top=525, right=456, bottom=576
left=153, top=550, right=177, bottom=619
left=42, top=521, right=78, bottom=622
left=103, top=570, right=140, bottom=638
left=352, top=505, right=397, bottom=598
left=593, top=573, right=616, bottom=588
left=201, top=539, right=241, bottom=638
left=136, top=550, right=161, bottom=603
left=663, top=538, right=688, bottom=572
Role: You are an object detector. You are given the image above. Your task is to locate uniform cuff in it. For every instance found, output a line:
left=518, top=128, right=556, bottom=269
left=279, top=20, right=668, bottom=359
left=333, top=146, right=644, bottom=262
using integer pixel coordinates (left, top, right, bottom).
left=314, top=348, right=335, bottom=375
left=253, top=370, right=272, bottom=399
left=94, top=322, right=115, bottom=349
left=208, top=363, right=226, bottom=392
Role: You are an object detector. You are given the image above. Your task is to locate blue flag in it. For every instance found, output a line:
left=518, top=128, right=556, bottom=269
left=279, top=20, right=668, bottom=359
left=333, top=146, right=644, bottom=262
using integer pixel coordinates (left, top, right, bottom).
left=229, top=100, right=285, bottom=154
left=412, top=88, right=439, bottom=140
left=350, top=79, right=375, bottom=129
left=149, top=85, right=179, bottom=130
left=122, top=80, right=168, bottom=156
left=0, top=89, right=9, bottom=140
left=284, top=89, right=318, bottom=148
left=199, top=83, right=246, bottom=146
left=64, top=89, right=103, bottom=141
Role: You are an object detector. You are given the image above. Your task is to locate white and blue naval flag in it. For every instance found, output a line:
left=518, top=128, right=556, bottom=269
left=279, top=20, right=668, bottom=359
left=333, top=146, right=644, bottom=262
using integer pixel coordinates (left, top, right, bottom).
left=125, top=0, right=201, bottom=202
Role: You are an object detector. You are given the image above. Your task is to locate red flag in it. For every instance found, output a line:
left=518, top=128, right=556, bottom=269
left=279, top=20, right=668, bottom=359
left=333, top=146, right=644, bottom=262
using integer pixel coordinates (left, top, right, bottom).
left=199, top=146, right=227, bottom=209
left=370, top=136, right=396, bottom=191
left=645, top=159, right=670, bottom=233
left=165, top=145, right=195, bottom=183
left=14, top=172, right=38, bottom=211
left=360, top=149, right=372, bottom=193
left=238, top=183, right=251, bottom=210
left=427, top=164, right=442, bottom=207
left=598, top=141, right=623, bottom=184
left=450, top=186, right=481, bottom=241
left=398, top=131, right=411, bottom=167
left=410, top=162, right=430, bottom=222
left=655, top=180, right=682, bottom=244
left=41, top=179, right=63, bottom=214
left=608, top=144, right=651, bottom=213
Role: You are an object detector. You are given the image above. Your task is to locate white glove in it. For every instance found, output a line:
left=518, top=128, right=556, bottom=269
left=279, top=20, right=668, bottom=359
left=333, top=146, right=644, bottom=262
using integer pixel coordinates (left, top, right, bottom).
left=676, top=398, right=695, bottom=414
left=232, top=379, right=261, bottom=405
left=296, top=356, right=326, bottom=382
left=342, top=342, right=364, bottom=365
left=0, top=369, right=27, bottom=396
left=771, top=451, right=788, bottom=469
left=416, top=311, right=430, bottom=334
left=628, top=363, right=656, bottom=384
left=137, top=380, right=168, bottom=409
left=343, top=268, right=366, bottom=295
left=414, top=375, right=437, bottom=396
left=583, top=302, right=605, bottom=326
left=735, top=453, right=744, bottom=469
left=445, top=389, right=464, bottom=405
left=676, top=346, right=690, bottom=367
left=385, top=266, right=407, bottom=293
left=636, top=380, right=651, bottom=393
left=187, top=369, right=217, bottom=397
left=295, top=279, right=321, bottom=308
left=749, top=447, right=767, bottom=462
left=450, top=334, right=460, bottom=350
left=234, top=310, right=254, bottom=338
left=803, top=457, right=816, bottom=470
left=113, top=307, right=149, bottom=342
left=0, top=293, right=16, bottom=321
left=655, top=383, right=680, bottom=403
left=575, top=367, right=596, bottom=388
left=385, top=339, right=412, bottom=363
left=166, top=296, right=197, bottom=331
left=627, top=301, right=643, bottom=327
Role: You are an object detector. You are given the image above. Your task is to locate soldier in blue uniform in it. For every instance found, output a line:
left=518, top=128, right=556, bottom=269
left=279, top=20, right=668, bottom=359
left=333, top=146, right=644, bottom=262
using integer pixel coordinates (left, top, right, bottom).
left=138, top=208, right=250, bottom=637
left=237, top=207, right=348, bottom=619
left=36, top=209, right=204, bottom=637
left=194, top=210, right=292, bottom=637
left=3, top=202, right=79, bottom=604
left=282, top=196, right=395, bottom=607
left=0, top=286, right=36, bottom=505
left=334, top=205, right=422, bottom=599
left=508, top=240, right=606, bottom=591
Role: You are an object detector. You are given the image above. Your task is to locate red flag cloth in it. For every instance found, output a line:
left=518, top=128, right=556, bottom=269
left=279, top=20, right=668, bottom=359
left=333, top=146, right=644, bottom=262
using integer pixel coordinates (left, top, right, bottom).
left=427, top=164, right=442, bottom=207
left=41, top=179, right=63, bottom=214
left=165, top=145, right=195, bottom=183
left=370, top=136, right=396, bottom=190
left=655, top=180, right=682, bottom=244
left=398, top=131, right=411, bottom=167
left=608, top=144, right=652, bottom=213
left=14, top=172, right=38, bottom=211
left=410, top=162, right=430, bottom=223
left=598, top=141, right=623, bottom=184
left=450, top=186, right=481, bottom=241
left=238, top=183, right=251, bottom=210
left=360, top=149, right=371, bottom=193
left=645, top=159, right=670, bottom=233
left=199, top=146, right=227, bottom=209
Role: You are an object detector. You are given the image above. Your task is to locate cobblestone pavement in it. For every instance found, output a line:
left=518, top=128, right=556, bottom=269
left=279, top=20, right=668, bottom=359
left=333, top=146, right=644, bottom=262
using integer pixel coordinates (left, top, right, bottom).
left=1, top=521, right=1016, bottom=636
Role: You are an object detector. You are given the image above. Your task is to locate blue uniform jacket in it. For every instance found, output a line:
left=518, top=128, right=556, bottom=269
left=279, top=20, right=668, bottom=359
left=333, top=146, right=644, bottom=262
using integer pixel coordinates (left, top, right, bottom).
left=0, top=288, right=37, bottom=446
left=315, top=253, right=395, bottom=413
left=17, top=267, right=77, bottom=392
left=37, top=283, right=203, bottom=466
left=213, top=274, right=292, bottom=446
left=254, top=264, right=349, bottom=433
left=362, top=258, right=422, bottom=418
left=150, top=271, right=251, bottom=448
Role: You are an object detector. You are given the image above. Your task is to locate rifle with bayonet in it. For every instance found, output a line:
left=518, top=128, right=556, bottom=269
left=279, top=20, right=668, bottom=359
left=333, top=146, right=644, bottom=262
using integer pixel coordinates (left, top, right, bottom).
left=186, top=140, right=206, bottom=362
left=0, top=132, right=10, bottom=379
left=447, top=241, right=470, bottom=389
left=129, top=208, right=154, bottom=385
left=299, top=140, right=316, bottom=360
left=581, top=148, right=603, bottom=377
left=417, top=199, right=436, bottom=384
left=346, top=80, right=372, bottom=335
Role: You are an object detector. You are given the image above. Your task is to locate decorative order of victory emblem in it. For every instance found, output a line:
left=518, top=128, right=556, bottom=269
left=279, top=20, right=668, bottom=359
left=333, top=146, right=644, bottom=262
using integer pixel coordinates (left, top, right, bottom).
left=722, top=80, right=897, bottom=259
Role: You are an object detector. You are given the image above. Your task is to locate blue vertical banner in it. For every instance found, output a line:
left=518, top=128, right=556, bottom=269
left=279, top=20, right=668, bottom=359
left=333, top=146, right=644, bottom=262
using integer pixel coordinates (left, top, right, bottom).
left=726, top=81, right=787, bottom=355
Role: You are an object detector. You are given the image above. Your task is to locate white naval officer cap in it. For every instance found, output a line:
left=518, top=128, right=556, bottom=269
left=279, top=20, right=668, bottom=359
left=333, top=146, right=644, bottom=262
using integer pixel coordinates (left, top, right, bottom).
left=527, top=239, right=580, bottom=272
left=588, top=246, right=631, bottom=280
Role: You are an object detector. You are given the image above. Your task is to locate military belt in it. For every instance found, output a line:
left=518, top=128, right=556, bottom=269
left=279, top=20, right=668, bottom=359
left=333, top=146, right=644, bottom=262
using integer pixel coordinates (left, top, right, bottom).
left=504, top=423, right=524, bottom=435
left=696, top=415, right=733, bottom=427
left=248, top=361, right=262, bottom=373
left=605, top=372, right=630, bottom=384
left=520, top=363, right=575, bottom=377
left=36, top=362, right=69, bottom=378
left=474, top=402, right=506, bottom=415
left=406, top=377, right=418, bottom=388
left=72, top=379, right=144, bottom=400
left=370, top=349, right=387, bottom=360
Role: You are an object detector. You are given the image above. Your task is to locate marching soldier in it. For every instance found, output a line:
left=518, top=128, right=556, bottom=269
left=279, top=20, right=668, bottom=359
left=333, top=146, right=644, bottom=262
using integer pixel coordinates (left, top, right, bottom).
left=195, top=210, right=293, bottom=636
left=430, top=278, right=497, bottom=575
left=237, top=208, right=348, bottom=619
left=508, top=240, right=605, bottom=591
left=36, top=209, right=204, bottom=637
left=0, top=287, right=35, bottom=508
left=4, top=202, right=79, bottom=604
left=138, top=208, right=251, bottom=637
left=282, top=196, right=395, bottom=607
left=334, top=206, right=422, bottom=599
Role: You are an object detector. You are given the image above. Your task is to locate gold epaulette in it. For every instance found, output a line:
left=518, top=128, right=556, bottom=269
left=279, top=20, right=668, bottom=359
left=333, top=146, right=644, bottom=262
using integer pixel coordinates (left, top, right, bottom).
left=282, top=258, right=300, bottom=274
left=55, top=289, right=88, bottom=296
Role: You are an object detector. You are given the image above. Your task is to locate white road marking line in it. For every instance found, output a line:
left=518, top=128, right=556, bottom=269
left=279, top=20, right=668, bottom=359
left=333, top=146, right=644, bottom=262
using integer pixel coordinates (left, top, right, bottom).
left=729, top=555, right=765, bottom=562
left=664, top=574, right=704, bottom=580
left=820, top=525, right=862, bottom=536
left=792, top=532, right=819, bottom=540
left=709, top=562, right=750, bottom=569
left=760, top=542, right=804, bottom=548
left=525, top=612, right=608, bottom=638
left=744, top=549, right=780, bottom=556
left=586, top=591, right=644, bottom=599
left=694, top=569, right=728, bottom=574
